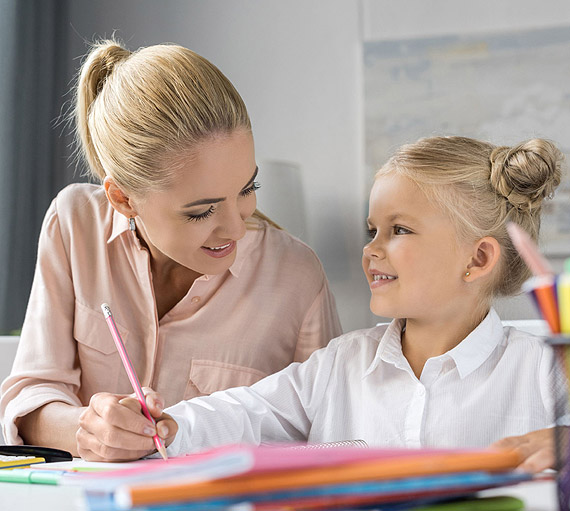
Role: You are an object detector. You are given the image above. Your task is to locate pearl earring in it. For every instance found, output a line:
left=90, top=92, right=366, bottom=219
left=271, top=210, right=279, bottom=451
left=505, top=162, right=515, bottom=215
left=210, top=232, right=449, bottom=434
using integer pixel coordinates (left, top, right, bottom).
left=129, top=217, right=136, bottom=232
left=465, top=271, right=470, bottom=277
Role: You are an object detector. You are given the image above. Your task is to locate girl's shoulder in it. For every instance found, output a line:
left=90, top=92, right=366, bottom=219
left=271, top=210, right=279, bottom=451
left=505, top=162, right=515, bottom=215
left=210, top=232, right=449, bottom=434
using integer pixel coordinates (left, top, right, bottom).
left=500, top=325, right=550, bottom=358
left=326, top=324, right=389, bottom=354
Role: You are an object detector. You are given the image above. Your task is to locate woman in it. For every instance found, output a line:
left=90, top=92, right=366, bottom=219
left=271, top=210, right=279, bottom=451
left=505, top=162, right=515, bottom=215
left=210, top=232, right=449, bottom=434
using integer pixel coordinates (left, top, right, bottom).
left=0, top=40, right=341, bottom=458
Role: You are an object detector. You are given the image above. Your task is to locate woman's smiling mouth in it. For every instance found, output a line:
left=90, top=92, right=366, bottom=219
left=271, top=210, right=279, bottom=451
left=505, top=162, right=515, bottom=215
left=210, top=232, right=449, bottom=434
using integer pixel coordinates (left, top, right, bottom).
left=201, top=241, right=236, bottom=258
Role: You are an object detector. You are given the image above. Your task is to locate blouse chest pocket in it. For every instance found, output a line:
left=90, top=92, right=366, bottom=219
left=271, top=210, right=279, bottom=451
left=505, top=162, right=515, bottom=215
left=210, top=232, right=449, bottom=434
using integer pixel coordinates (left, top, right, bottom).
left=73, top=301, right=132, bottom=396
left=185, top=359, right=267, bottom=399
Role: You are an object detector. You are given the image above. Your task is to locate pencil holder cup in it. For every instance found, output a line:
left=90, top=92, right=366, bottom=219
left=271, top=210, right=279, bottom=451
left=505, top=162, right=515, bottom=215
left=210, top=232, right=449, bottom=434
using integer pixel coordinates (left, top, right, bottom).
left=546, top=336, right=570, bottom=511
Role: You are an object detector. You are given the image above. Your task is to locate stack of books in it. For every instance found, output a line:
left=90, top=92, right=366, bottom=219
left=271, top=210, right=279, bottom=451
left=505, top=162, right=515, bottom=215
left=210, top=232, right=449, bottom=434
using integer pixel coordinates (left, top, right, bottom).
left=69, top=443, right=531, bottom=510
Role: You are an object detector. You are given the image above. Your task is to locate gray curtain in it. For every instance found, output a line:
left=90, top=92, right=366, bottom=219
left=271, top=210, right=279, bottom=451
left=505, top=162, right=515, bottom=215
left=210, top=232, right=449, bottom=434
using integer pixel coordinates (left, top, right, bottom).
left=0, top=0, right=74, bottom=332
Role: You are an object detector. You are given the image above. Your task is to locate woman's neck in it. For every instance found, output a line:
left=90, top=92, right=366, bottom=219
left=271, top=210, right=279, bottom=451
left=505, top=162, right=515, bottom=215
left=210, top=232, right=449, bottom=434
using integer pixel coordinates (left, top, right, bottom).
left=401, top=307, right=489, bottom=379
left=134, top=223, right=203, bottom=319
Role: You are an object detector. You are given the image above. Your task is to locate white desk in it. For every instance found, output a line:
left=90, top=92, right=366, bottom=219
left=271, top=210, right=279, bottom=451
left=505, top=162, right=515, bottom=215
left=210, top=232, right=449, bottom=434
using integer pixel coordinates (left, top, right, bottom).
left=0, top=478, right=560, bottom=511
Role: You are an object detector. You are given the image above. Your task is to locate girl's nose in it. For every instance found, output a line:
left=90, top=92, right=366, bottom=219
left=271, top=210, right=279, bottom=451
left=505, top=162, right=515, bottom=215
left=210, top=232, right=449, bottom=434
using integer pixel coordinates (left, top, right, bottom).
left=363, top=239, right=384, bottom=260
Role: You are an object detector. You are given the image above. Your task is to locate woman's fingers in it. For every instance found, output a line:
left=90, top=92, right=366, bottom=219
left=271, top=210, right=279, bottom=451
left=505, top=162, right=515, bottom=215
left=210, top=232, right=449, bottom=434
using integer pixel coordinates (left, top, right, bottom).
left=76, top=392, right=159, bottom=461
left=141, top=387, right=165, bottom=418
left=87, top=393, right=157, bottom=437
left=155, top=413, right=179, bottom=445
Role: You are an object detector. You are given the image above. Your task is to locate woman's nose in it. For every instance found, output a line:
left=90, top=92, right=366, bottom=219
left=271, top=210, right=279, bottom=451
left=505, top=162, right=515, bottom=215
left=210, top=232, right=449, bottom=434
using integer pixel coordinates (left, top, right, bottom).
left=217, top=205, right=247, bottom=241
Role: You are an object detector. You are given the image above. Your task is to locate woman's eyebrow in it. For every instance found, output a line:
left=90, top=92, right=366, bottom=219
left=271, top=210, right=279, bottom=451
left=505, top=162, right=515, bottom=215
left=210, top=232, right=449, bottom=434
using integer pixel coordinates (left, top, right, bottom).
left=181, top=166, right=258, bottom=208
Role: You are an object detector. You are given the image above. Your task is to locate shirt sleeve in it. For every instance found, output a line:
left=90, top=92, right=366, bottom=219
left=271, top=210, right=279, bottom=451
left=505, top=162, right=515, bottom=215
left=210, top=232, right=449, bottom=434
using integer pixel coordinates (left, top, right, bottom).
left=540, top=342, right=569, bottom=427
left=0, top=198, right=82, bottom=444
left=293, top=277, right=342, bottom=362
left=164, top=340, right=339, bottom=456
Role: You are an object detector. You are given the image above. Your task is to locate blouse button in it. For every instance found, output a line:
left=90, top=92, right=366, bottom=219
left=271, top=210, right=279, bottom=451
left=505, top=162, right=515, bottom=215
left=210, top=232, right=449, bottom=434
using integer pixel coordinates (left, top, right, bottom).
left=191, top=296, right=201, bottom=304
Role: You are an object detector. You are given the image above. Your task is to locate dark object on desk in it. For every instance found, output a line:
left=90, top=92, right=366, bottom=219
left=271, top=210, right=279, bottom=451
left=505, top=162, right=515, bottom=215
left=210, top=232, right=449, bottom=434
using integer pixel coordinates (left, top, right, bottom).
left=0, top=445, right=72, bottom=463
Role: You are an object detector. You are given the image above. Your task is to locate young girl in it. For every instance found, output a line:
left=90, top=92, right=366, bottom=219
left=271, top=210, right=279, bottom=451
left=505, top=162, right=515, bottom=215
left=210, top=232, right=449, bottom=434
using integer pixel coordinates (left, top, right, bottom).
left=0, top=40, right=341, bottom=458
left=86, top=136, right=562, bottom=470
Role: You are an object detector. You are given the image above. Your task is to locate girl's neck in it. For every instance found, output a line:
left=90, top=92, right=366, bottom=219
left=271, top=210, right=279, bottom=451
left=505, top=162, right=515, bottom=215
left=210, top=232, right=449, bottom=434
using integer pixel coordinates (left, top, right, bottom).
left=401, top=307, right=489, bottom=379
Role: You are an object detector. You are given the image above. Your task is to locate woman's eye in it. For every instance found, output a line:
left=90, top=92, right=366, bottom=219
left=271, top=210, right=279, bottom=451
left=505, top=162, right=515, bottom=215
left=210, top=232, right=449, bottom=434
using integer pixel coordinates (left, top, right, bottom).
left=185, top=206, right=215, bottom=222
left=394, top=225, right=411, bottom=235
left=366, top=228, right=377, bottom=240
left=240, top=181, right=261, bottom=197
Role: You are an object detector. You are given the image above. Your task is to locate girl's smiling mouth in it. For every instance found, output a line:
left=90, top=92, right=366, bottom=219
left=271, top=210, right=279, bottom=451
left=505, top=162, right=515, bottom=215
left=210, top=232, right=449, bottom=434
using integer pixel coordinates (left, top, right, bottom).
left=369, top=270, right=398, bottom=288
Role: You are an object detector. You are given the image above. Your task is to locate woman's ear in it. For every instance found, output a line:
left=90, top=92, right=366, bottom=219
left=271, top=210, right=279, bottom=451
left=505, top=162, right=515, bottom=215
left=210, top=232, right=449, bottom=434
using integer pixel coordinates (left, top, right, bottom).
left=103, top=177, right=137, bottom=218
left=465, top=236, right=501, bottom=281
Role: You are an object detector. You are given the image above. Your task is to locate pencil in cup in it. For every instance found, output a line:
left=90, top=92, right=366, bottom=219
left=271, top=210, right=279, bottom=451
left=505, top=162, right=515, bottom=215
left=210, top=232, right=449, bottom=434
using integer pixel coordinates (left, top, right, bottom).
left=522, top=275, right=560, bottom=335
left=100, top=303, right=168, bottom=460
left=559, top=258, right=570, bottom=335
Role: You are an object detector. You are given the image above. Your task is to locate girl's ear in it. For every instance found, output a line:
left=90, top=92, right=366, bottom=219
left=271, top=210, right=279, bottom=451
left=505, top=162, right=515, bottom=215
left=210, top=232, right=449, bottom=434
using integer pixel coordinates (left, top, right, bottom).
left=465, top=237, right=501, bottom=281
left=103, top=177, right=138, bottom=218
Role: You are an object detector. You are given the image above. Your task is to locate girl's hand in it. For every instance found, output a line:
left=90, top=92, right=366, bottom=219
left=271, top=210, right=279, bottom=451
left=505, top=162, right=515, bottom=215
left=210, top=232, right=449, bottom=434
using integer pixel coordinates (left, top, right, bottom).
left=76, top=388, right=177, bottom=462
left=490, top=428, right=555, bottom=473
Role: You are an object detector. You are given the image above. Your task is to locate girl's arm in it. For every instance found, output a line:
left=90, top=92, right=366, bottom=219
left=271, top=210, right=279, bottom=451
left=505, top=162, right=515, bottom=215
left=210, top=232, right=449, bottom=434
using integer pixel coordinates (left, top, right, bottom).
left=166, top=342, right=337, bottom=456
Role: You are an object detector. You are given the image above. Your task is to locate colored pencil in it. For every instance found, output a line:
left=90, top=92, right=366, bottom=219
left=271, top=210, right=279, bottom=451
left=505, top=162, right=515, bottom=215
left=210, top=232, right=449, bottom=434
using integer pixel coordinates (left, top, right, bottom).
left=101, top=303, right=168, bottom=461
left=506, top=222, right=553, bottom=277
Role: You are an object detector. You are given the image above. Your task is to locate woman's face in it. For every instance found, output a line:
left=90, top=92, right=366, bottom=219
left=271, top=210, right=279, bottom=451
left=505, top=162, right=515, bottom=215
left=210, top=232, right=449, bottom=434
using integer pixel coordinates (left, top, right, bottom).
left=133, top=129, right=259, bottom=276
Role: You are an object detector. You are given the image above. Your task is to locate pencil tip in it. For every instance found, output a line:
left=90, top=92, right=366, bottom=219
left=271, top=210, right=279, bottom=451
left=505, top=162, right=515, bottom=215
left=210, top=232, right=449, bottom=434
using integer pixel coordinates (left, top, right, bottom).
left=158, top=445, right=168, bottom=461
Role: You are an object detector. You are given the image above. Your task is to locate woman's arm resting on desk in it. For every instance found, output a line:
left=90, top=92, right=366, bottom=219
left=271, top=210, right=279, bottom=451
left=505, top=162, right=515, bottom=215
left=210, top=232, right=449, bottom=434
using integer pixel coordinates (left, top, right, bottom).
left=17, top=402, right=85, bottom=456
left=77, top=390, right=178, bottom=462
left=490, top=428, right=555, bottom=473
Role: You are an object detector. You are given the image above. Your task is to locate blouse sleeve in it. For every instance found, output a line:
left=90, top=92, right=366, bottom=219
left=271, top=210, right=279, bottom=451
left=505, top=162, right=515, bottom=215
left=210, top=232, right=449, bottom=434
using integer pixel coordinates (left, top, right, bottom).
left=293, top=276, right=342, bottom=362
left=0, top=198, right=82, bottom=444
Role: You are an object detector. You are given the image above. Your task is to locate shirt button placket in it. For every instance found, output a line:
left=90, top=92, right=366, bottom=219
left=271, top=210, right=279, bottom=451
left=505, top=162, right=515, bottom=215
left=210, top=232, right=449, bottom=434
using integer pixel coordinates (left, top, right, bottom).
left=404, top=384, right=427, bottom=448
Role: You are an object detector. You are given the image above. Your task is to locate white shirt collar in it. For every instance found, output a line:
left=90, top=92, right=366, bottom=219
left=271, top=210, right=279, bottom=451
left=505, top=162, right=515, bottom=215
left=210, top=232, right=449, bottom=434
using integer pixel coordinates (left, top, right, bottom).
left=363, top=308, right=503, bottom=380
left=446, top=308, right=504, bottom=379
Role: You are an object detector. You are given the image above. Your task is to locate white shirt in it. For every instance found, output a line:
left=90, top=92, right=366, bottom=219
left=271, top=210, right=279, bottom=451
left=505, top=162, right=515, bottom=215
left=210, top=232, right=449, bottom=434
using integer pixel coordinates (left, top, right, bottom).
left=165, top=308, right=555, bottom=456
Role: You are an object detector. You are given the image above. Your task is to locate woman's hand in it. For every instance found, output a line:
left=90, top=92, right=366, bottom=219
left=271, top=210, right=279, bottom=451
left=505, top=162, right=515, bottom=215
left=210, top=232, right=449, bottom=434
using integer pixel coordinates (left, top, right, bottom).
left=490, top=428, right=556, bottom=473
left=76, top=388, right=178, bottom=462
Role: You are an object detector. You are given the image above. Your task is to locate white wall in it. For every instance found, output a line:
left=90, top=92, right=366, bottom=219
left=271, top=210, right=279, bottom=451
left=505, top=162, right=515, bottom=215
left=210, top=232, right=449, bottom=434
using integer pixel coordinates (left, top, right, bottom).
left=362, top=0, right=570, bottom=41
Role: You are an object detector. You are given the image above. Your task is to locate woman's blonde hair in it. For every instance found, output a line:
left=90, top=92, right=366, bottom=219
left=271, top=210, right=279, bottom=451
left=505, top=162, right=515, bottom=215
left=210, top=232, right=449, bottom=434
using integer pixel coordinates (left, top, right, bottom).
left=376, top=136, right=563, bottom=298
left=74, top=39, right=277, bottom=227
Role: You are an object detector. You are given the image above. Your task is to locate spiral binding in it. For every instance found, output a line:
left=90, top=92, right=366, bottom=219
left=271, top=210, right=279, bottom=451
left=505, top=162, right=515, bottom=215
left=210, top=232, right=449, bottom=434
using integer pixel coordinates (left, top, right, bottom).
left=290, top=439, right=368, bottom=449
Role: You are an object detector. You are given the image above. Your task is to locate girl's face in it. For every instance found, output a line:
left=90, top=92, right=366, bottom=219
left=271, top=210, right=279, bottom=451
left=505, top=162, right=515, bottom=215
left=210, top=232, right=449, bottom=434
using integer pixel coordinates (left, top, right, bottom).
left=133, top=129, right=258, bottom=276
left=362, top=173, right=473, bottom=322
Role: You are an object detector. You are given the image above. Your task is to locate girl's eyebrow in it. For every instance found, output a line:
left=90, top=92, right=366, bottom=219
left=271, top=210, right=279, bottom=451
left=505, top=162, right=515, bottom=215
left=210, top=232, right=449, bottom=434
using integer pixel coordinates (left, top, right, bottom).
left=366, top=212, right=416, bottom=225
left=181, top=166, right=258, bottom=208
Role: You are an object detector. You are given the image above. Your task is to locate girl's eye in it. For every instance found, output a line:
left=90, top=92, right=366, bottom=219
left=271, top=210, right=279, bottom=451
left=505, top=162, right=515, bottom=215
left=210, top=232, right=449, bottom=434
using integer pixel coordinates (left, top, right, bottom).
left=366, top=228, right=377, bottom=240
left=185, top=206, right=215, bottom=222
left=394, top=225, right=411, bottom=235
left=240, top=181, right=261, bottom=197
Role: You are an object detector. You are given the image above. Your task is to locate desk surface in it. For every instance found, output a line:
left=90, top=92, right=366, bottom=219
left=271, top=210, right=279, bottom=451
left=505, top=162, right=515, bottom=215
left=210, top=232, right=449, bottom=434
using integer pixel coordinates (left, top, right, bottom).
left=0, top=478, right=559, bottom=511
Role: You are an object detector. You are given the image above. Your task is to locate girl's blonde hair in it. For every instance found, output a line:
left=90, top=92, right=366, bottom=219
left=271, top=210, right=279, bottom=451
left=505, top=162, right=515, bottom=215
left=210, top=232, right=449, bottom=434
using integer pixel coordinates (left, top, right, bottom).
left=376, top=136, right=563, bottom=297
left=74, top=39, right=277, bottom=227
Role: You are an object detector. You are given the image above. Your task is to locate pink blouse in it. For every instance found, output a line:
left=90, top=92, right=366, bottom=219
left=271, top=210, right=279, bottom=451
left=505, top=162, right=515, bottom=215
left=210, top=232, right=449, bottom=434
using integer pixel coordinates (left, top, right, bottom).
left=0, top=184, right=342, bottom=444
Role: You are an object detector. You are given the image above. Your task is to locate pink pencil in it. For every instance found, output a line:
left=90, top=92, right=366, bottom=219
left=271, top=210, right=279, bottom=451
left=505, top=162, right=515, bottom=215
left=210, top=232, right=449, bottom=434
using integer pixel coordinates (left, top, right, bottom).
left=506, top=222, right=554, bottom=277
left=101, top=303, right=168, bottom=460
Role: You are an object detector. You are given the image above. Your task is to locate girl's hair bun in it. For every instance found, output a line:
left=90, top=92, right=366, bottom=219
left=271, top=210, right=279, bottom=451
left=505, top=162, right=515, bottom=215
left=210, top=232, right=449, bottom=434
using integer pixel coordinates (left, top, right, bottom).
left=489, top=139, right=562, bottom=212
